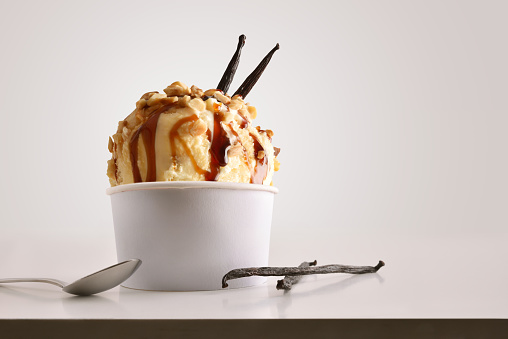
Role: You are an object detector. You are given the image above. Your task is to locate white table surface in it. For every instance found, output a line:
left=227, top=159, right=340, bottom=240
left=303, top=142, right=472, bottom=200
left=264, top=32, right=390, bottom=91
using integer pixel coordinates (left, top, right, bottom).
left=1, top=226, right=507, bottom=320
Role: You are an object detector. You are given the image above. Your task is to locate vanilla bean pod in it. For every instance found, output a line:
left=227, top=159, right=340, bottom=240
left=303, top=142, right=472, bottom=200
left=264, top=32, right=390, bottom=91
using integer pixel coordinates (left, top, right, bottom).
left=222, top=260, right=385, bottom=288
left=276, top=260, right=317, bottom=291
left=233, top=43, right=279, bottom=99
left=217, top=34, right=246, bottom=94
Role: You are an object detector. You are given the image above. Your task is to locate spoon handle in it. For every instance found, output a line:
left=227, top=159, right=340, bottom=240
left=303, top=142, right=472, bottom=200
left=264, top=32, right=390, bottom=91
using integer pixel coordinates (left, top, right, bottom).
left=0, top=278, right=67, bottom=288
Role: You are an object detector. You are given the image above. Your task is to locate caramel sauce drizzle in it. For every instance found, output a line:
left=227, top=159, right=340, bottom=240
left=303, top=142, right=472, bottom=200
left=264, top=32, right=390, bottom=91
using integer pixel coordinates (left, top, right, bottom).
left=169, top=115, right=208, bottom=175
left=129, top=104, right=176, bottom=183
left=129, top=100, right=268, bottom=184
left=205, top=112, right=231, bottom=181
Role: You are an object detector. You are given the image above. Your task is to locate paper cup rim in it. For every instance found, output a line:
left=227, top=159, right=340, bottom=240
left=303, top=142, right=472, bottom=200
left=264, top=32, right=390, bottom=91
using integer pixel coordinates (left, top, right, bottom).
left=106, top=181, right=279, bottom=195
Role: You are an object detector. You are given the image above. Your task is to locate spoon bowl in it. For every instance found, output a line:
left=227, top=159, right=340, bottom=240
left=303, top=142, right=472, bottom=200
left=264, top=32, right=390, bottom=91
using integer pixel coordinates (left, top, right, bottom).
left=0, top=259, right=141, bottom=296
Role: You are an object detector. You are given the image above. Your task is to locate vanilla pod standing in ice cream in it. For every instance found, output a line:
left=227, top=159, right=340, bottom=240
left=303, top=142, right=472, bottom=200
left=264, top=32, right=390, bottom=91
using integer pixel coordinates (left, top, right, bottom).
left=217, top=34, right=246, bottom=94
left=233, top=43, right=280, bottom=99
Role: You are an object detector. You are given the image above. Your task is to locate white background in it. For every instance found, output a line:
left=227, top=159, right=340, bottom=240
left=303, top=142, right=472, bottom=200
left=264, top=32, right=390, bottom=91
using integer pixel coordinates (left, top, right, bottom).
left=0, top=0, right=506, bottom=261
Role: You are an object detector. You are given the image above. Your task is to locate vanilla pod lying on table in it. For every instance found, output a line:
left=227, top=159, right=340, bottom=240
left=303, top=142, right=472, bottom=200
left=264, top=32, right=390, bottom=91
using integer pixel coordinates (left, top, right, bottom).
left=276, top=260, right=317, bottom=291
left=222, top=260, right=385, bottom=289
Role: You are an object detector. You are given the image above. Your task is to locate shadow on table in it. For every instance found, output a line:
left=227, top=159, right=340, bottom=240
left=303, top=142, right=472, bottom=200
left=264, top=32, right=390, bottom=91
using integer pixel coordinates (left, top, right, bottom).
left=221, top=272, right=384, bottom=318
left=61, top=294, right=129, bottom=318
left=278, top=273, right=384, bottom=317
left=0, top=285, right=128, bottom=318
left=285, top=271, right=385, bottom=296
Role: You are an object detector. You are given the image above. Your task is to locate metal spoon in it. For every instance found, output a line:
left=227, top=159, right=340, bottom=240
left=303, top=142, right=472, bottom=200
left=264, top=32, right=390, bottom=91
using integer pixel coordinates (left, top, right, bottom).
left=0, top=259, right=141, bottom=296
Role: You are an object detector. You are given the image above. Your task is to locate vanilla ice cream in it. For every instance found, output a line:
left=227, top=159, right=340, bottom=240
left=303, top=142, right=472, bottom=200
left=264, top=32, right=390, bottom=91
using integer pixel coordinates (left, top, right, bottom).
left=107, top=81, right=280, bottom=186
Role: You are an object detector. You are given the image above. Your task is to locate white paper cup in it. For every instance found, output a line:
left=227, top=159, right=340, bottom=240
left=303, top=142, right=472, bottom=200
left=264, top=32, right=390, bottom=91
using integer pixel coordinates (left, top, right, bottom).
left=106, top=182, right=278, bottom=291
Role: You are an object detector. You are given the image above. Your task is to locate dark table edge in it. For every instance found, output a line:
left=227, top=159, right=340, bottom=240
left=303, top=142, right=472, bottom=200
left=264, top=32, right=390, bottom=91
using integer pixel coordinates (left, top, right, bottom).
left=1, top=319, right=507, bottom=338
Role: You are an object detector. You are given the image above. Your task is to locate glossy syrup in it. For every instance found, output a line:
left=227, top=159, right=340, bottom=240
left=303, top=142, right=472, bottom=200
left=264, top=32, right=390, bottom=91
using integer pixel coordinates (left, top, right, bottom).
left=129, top=104, right=176, bottom=182
left=128, top=102, right=269, bottom=184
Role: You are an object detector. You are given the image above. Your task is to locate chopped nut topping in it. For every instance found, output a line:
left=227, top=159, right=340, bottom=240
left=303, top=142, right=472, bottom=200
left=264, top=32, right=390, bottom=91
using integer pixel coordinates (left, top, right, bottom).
left=116, top=120, right=126, bottom=133
left=188, top=98, right=206, bottom=111
left=239, top=107, right=250, bottom=116
left=136, top=99, right=147, bottom=109
left=228, top=144, right=244, bottom=157
left=214, top=92, right=231, bottom=104
left=232, top=94, right=243, bottom=101
left=228, top=99, right=243, bottom=110
left=274, top=147, right=281, bottom=156
left=108, top=137, right=114, bottom=153
left=174, top=81, right=190, bottom=92
left=164, top=87, right=184, bottom=97
left=257, top=150, right=265, bottom=159
left=140, top=91, right=159, bottom=100
left=247, top=106, right=257, bottom=119
left=107, top=159, right=117, bottom=182
left=191, top=85, right=204, bottom=98
left=178, top=95, right=191, bottom=107
left=164, top=81, right=191, bottom=97
left=135, top=112, right=144, bottom=121
left=173, top=81, right=190, bottom=92
left=266, top=129, right=274, bottom=138
left=160, top=96, right=179, bottom=105
left=189, top=119, right=207, bottom=136
left=122, top=126, right=129, bottom=139
left=238, top=108, right=252, bottom=124
left=147, top=93, right=167, bottom=106
left=204, top=89, right=219, bottom=96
